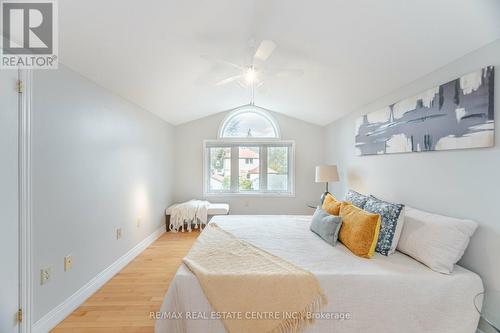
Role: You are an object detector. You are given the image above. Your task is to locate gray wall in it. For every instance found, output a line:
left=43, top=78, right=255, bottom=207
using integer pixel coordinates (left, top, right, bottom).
left=174, top=111, right=324, bottom=214
left=32, top=66, right=175, bottom=321
left=324, top=40, right=500, bottom=297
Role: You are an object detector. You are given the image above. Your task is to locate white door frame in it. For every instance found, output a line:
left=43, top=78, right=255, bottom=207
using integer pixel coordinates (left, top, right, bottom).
left=18, top=69, right=33, bottom=333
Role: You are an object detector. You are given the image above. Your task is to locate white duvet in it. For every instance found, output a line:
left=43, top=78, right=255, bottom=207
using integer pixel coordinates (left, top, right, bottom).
left=155, top=215, right=483, bottom=333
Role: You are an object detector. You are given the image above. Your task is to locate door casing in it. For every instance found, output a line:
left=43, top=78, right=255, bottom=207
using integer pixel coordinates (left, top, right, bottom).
left=18, top=69, right=33, bottom=333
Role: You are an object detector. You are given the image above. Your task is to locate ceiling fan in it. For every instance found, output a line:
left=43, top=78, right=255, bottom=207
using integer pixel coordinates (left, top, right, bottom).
left=202, top=39, right=304, bottom=91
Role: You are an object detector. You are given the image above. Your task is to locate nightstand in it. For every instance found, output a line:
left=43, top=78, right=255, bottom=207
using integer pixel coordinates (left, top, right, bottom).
left=475, top=291, right=500, bottom=332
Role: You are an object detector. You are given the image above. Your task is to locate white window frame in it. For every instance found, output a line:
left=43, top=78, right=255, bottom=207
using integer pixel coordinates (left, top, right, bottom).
left=217, top=106, right=281, bottom=139
left=203, top=139, right=295, bottom=197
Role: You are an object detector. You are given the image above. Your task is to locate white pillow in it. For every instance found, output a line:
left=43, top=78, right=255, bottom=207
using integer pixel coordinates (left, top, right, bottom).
left=396, top=206, right=478, bottom=274
left=390, top=206, right=405, bottom=255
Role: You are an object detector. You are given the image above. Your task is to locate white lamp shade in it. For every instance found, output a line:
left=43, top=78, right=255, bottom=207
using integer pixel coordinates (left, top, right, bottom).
left=315, top=165, right=339, bottom=183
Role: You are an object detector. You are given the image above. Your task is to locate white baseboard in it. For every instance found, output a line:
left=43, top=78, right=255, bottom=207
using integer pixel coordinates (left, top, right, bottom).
left=32, top=226, right=165, bottom=333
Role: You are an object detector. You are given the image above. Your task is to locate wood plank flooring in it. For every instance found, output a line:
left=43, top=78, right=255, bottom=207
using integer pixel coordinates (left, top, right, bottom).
left=52, top=231, right=199, bottom=333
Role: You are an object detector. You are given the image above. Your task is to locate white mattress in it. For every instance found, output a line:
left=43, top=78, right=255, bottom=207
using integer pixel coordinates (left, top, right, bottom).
left=155, top=215, right=483, bottom=333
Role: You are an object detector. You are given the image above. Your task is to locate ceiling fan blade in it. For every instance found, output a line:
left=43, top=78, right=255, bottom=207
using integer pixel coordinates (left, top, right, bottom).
left=236, top=80, right=248, bottom=89
left=215, top=75, right=243, bottom=86
left=253, top=40, right=276, bottom=62
left=200, top=55, right=244, bottom=71
left=266, top=68, right=304, bottom=78
left=256, top=82, right=267, bottom=94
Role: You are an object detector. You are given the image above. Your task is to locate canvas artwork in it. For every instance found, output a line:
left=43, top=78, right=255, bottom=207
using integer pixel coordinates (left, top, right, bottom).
left=355, top=66, right=495, bottom=155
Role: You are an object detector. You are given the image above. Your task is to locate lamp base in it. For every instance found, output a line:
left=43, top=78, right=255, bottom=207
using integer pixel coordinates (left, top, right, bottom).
left=320, top=191, right=330, bottom=205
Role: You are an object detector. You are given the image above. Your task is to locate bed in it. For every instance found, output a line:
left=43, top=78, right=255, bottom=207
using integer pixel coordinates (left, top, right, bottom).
left=155, top=215, right=483, bottom=333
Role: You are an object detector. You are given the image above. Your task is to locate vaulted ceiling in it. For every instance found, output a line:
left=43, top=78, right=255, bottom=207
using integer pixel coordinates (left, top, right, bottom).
left=59, top=0, right=500, bottom=125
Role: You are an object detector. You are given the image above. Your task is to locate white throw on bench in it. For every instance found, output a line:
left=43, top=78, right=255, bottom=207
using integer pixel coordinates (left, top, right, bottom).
left=165, top=200, right=229, bottom=232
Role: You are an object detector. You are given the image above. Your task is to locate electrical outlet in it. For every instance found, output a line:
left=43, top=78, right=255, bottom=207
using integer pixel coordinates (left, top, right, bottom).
left=40, top=267, right=52, bottom=285
left=116, top=228, right=122, bottom=240
left=136, top=218, right=141, bottom=228
left=64, top=255, right=73, bottom=272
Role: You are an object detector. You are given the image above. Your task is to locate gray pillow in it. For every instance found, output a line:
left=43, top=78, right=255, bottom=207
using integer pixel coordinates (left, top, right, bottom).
left=310, top=207, right=343, bottom=246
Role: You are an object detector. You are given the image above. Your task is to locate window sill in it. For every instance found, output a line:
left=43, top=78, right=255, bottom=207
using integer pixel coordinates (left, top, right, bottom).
left=204, top=192, right=296, bottom=198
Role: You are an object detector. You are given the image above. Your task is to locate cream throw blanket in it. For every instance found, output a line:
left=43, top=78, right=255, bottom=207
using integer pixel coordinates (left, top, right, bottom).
left=170, top=200, right=210, bottom=232
left=183, top=224, right=327, bottom=333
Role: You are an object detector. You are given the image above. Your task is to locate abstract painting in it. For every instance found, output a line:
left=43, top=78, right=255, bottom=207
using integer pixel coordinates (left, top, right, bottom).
left=355, top=66, right=495, bottom=155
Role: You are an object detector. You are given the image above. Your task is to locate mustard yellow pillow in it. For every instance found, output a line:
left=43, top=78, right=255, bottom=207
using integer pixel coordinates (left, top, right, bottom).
left=339, top=202, right=381, bottom=259
left=322, top=193, right=342, bottom=216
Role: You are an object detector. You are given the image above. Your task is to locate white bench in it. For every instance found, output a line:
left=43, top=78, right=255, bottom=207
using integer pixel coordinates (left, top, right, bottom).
left=165, top=203, right=230, bottom=231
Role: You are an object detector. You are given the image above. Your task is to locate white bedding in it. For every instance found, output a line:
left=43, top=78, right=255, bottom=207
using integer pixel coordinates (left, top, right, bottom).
left=155, top=215, right=483, bottom=333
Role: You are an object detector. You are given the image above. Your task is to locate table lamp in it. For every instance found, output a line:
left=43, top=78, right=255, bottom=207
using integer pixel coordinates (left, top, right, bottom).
left=315, top=165, right=339, bottom=203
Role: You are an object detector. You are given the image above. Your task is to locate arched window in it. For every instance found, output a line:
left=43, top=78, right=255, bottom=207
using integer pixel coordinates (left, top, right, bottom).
left=218, top=105, right=280, bottom=139
left=205, top=105, right=294, bottom=196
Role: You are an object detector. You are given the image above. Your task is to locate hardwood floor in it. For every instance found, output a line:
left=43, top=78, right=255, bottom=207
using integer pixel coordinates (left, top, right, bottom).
left=52, top=231, right=199, bottom=333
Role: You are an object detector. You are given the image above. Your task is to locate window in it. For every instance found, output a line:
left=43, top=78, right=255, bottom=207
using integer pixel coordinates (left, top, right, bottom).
left=206, top=107, right=293, bottom=196
left=204, top=141, right=294, bottom=196
left=208, top=147, right=231, bottom=191
left=218, top=105, right=280, bottom=139
left=267, top=146, right=289, bottom=192
left=239, top=147, right=260, bottom=191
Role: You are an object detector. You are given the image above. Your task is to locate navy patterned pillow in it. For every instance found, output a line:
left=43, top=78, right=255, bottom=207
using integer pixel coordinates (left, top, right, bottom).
left=345, top=189, right=369, bottom=208
left=363, top=195, right=405, bottom=256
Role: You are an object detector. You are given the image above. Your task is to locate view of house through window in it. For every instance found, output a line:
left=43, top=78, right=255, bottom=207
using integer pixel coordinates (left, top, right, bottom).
left=239, top=147, right=260, bottom=191
left=267, top=146, right=289, bottom=192
left=208, top=147, right=231, bottom=191
left=206, top=143, right=293, bottom=195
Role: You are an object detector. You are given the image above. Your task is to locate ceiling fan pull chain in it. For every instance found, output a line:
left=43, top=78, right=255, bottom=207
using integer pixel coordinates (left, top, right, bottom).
left=251, top=79, right=255, bottom=105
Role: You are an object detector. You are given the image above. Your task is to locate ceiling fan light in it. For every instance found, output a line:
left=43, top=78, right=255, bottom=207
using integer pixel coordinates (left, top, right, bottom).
left=245, top=68, right=257, bottom=83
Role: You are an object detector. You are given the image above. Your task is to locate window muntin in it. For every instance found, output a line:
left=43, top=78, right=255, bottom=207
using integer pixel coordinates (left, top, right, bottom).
left=218, top=107, right=280, bottom=139
left=204, top=141, right=294, bottom=196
